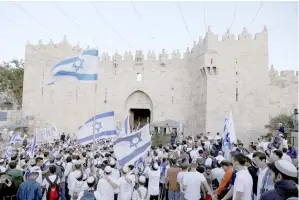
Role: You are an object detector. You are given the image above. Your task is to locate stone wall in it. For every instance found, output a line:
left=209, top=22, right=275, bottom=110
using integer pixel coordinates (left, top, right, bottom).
left=22, top=27, right=298, bottom=143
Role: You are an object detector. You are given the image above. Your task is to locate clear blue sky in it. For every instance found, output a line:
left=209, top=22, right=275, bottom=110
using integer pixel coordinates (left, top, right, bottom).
left=0, top=1, right=297, bottom=71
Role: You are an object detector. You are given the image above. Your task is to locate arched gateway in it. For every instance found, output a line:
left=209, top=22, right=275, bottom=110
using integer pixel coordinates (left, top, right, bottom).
left=124, top=90, right=153, bottom=130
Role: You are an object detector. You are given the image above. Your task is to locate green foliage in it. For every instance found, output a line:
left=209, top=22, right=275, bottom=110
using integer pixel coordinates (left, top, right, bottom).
left=264, top=113, right=293, bottom=137
left=151, top=132, right=170, bottom=147
left=0, top=59, right=24, bottom=106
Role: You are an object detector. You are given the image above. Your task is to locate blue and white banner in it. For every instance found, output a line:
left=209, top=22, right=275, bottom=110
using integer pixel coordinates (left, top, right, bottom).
left=49, top=49, right=98, bottom=84
left=222, top=111, right=237, bottom=159
left=40, top=124, right=60, bottom=142
left=28, top=135, right=37, bottom=158
left=10, top=132, right=22, bottom=144
left=113, top=124, right=152, bottom=166
left=77, top=111, right=117, bottom=145
left=119, top=115, right=130, bottom=136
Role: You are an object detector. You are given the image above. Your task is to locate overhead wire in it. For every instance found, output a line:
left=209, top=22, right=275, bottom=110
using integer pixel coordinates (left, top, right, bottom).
left=11, top=1, right=43, bottom=27
left=91, top=2, right=133, bottom=49
left=248, top=1, right=264, bottom=29
left=130, top=1, right=154, bottom=40
left=229, top=3, right=238, bottom=30
left=177, top=1, right=194, bottom=42
left=53, top=2, right=81, bottom=29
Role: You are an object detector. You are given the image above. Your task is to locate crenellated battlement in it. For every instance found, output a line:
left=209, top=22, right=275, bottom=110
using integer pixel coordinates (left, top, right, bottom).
left=25, top=26, right=268, bottom=63
left=269, top=65, right=298, bottom=78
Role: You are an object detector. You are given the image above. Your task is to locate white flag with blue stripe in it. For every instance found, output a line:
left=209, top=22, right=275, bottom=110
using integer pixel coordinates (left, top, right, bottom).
left=119, top=115, right=130, bottom=136
left=10, top=132, right=22, bottom=144
left=77, top=111, right=117, bottom=145
left=49, top=49, right=98, bottom=84
left=28, top=135, right=37, bottom=158
left=113, top=124, right=152, bottom=166
left=222, top=111, right=237, bottom=159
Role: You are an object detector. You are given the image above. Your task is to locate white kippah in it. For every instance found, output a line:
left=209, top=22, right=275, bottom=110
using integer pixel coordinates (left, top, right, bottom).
left=87, top=176, right=95, bottom=184
left=122, top=166, right=129, bottom=173
left=139, top=175, right=146, bottom=183
left=104, top=166, right=112, bottom=173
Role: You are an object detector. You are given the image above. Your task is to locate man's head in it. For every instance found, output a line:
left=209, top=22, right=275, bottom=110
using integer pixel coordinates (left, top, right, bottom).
left=206, top=167, right=212, bottom=175
left=233, top=154, right=247, bottom=169
left=49, top=165, right=56, bottom=174
left=271, top=150, right=283, bottom=162
left=221, top=160, right=232, bottom=171
left=268, top=160, right=297, bottom=183
left=252, top=152, right=267, bottom=168
left=218, top=151, right=223, bottom=156
left=35, top=157, right=43, bottom=167
left=238, top=143, right=243, bottom=149
left=9, top=162, right=17, bottom=169
left=216, top=132, right=219, bottom=136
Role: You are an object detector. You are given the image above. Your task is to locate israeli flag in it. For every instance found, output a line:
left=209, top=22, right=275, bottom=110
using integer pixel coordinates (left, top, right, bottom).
left=222, top=111, right=237, bottom=159
left=28, top=135, right=37, bottom=158
left=10, top=132, right=22, bottom=144
left=77, top=111, right=117, bottom=145
left=119, top=115, right=130, bottom=136
left=49, top=49, right=98, bottom=84
left=113, top=124, right=152, bottom=166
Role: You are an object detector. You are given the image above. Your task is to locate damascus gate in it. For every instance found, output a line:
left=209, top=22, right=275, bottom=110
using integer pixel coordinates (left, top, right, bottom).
left=22, top=27, right=298, bottom=143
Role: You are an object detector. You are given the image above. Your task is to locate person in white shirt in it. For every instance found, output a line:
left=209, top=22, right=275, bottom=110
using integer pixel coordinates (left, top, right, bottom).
left=182, top=162, right=215, bottom=200
left=145, top=162, right=160, bottom=200
left=78, top=176, right=101, bottom=200
left=41, top=165, right=61, bottom=200
left=215, top=151, right=225, bottom=163
left=232, top=154, right=253, bottom=200
left=30, top=157, right=44, bottom=185
left=118, top=166, right=135, bottom=200
left=252, top=152, right=274, bottom=200
left=189, top=145, right=200, bottom=162
left=214, top=132, right=221, bottom=141
left=176, top=162, right=189, bottom=198
left=282, top=148, right=292, bottom=163
left=110, top=159, right=121, bottom=200
left=0, top=159, right=7, bottom=174
left=97, top=166, right=120, bottom=200
left=211, top=161, right=225, bottom=186
left=207, top=132, right=213, bottom=141
left=67, top=161, right=82, bottom=196
left=132, top=176, right=148, bottom=200
left=70, top=172, right=88, bottom=200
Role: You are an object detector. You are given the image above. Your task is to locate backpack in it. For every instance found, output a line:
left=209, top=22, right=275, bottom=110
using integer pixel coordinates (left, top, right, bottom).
left=46, top=176, right=59, bottom=200
left=55, top=163, right=65, bottom=178
left=211, top=158, right=217, bottom=168
left=80, top=190, right=96, bottom=200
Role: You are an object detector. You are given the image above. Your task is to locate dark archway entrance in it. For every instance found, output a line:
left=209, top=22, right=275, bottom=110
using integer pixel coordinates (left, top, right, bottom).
left=129, top=108, right=151, bottom=130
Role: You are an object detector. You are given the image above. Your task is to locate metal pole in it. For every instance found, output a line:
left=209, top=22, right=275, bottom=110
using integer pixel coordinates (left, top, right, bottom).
left=93, top=83, right=97, bottom=153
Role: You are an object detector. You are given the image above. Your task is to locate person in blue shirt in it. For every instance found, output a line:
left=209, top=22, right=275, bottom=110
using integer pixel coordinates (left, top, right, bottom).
left=16, top=172, right=42, bottom=200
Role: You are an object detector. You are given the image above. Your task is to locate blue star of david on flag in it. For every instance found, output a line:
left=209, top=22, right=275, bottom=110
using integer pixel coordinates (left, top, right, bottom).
left=72, top=58, right=84, bottom=72
left=93, top=121, right=103, bottom=132
left=129, top=132, right=143, bottom=148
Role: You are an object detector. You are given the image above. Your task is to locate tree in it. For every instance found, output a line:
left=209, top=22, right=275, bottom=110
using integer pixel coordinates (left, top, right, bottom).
left=264, top=113, right=293, bottom=137
left=0, top=59, right=24, bottom=106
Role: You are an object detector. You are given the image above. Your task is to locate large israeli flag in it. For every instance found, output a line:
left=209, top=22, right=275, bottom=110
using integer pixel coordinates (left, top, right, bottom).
left=77, top=111, right=117, bottom=145
left=49, top=49, right=98, bottom=84
left=113, top=124, right=152, bottom=166
left=222, top=111, right=237, bottom=159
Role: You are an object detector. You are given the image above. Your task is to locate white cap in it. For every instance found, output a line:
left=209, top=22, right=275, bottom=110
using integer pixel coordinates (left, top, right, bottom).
left=153, top=163, right=159, bottom=170
left=270, top=160, right=297, bottom=178
left=110, top=159, right=116, bottom=166
left=139, top=175, right=146, bottom=183
left=75, top=171, right=82, bottom=179
left=104, top=166, right=112, bottom=173
left=0, top=159, right=4, bottom=163
left=87, top=176, right=95, bottom=184
left=122, top=166, right=129, bottom=173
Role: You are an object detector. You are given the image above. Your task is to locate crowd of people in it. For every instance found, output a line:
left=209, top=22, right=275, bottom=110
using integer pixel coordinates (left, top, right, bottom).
left=0, top=128, right=298, bottom=200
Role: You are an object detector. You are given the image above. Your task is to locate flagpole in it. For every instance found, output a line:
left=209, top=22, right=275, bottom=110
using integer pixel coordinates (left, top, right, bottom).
left=93, top=83, right=97, bottom=153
